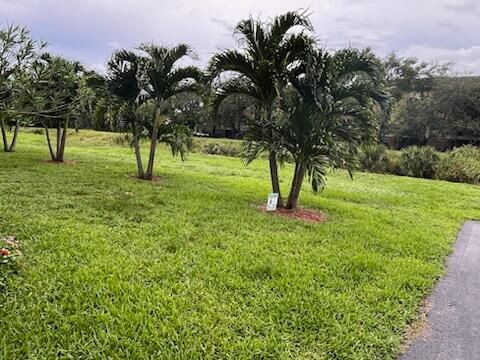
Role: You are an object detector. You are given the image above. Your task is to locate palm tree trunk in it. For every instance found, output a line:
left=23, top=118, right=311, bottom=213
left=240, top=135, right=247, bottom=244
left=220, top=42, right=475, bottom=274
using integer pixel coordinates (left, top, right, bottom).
left=132, top=124, right=145, bottom=179
left=45, top=127, right=56, bottom=161
left=269, top=151, right=284, bottom=208
left=145, top=107, right=160, bottom=180
left=286, top=162, right=306, bottom=210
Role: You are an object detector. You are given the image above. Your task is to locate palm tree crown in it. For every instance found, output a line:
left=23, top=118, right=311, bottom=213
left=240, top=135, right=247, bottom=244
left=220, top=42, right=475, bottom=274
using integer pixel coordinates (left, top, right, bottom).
left=139, top=43, right=202, bottom=107
left=208, top=11, right=314, bottom=111
left=275, top=48, right=391, bottom=208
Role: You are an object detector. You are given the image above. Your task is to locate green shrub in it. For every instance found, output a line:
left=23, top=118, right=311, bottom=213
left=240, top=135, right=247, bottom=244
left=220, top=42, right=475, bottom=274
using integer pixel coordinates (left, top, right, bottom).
left=24, top=127, right=44, bottom=135
left=192, top=138, right=243, bottom=157
left=112, top=134, right=133, bottom=146
left=398, top=146, right=439, bottom=179
left=436, top=145, right=480, bottom=185
left=385, top=150, right=401, bottom=175
left=359, top=143, right=389, bottom=173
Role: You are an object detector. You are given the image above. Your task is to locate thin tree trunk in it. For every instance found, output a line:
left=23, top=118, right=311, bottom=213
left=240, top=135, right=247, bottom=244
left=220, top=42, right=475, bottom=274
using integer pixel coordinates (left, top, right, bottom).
left=1, top=118, right=8, bottom=152
left=45, top=127, right=56, bottom=161
left=269, top=151, right=284, bottom=208
left=132, top=125, right=145, bottom=179
left=57, top=117, right=69, bottom=162
left=145, top=107, right=160, bottom=179
left=286, top=162, right=306, bottom=210
left=1, top=118, right=20, bottom=152
left=8, top=120, right=20, bottom=152
left=56, top=122, right=61, bottom=158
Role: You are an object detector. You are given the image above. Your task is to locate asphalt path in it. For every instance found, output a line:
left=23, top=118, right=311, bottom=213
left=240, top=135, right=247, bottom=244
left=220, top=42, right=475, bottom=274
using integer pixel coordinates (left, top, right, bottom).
left=401, top=221, right=480, bottom=360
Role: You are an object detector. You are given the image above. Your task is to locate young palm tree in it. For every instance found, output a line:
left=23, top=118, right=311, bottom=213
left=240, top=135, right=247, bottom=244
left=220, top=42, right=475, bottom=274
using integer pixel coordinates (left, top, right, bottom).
left=107, top=50, right=146, bottom=177
left=107, top=45, right=201, bottom=180
left=276, top=48, right=391, bottom=209
left=139, top=43, right=203, bottom=180
left=208, top=11, right=314, bottom=207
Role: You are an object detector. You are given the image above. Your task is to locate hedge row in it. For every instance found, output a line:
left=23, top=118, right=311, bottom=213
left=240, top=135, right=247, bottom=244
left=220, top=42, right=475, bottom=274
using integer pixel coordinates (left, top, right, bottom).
left=360, top=144, right=480, bottom=185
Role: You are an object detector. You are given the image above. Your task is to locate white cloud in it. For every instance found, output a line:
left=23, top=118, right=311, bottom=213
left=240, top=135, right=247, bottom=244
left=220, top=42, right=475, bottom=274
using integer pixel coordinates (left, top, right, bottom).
left=0, top=0, right=479, bottom=73
left=403, top=45, right=480, bottom=75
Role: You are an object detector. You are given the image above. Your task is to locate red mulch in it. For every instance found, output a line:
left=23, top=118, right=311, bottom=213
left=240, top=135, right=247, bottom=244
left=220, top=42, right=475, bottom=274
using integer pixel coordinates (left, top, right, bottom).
left=45, top=160, right=77, bottom=165
left=259, top=204, right=327, bottom=223
left=130, top=175, right=162, bottom=183
left=149, top=176, right=162, bottom=183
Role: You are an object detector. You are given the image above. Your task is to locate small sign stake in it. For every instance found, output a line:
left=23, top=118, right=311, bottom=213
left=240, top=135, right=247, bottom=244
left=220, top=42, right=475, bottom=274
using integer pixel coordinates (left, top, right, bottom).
left=266, top=193, right=279, bottom=212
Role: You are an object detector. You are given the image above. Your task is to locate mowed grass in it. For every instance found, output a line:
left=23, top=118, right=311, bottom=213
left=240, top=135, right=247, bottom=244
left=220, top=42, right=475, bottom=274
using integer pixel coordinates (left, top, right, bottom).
left=1, top=131, right=479, bottom=360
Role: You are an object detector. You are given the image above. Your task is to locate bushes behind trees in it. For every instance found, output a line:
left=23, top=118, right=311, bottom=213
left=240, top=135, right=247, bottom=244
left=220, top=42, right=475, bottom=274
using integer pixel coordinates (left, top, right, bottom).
left=359, top=144, right=480, bottom=184
left=436, top=146, right=480, bottom=185
left=398, top=146, right=439, bottom=179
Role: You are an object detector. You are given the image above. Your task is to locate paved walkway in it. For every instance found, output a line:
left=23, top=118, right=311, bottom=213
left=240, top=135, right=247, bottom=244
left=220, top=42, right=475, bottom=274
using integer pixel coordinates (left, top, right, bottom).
left=401, top=221, right=480, bottom=360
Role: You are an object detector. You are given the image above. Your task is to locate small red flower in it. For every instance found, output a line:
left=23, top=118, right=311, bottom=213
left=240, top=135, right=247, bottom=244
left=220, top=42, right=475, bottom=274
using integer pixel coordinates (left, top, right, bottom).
left=0, top=248, right=10, bottom=257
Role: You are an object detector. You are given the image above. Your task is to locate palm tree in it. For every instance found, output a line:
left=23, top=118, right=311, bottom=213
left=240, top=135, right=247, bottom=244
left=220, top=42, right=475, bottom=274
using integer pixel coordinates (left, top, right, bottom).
left=139, top=43, right=203, bottom=180
left=107, top=45, right=202, bottom=180
left=107, top=50, right=146, bottom=177
left=208, top=11, right=314, bottom=207
left=276, top=48, right=391, bottom=209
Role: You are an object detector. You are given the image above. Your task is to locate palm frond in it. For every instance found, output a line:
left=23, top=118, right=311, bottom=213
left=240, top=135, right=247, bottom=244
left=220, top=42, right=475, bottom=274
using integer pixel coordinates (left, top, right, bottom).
left=207, top=50, right=256, bottom=81
left=269, top=10, right=314, bottom=47
left=169, top=66, right=203, bottom=85
left=333, top=48, right=383, bottom=83
left=157, top=123, right=192, bottom=160
left=167, top=43, right=198, bottom=66
left=210, top=77, right=259, bottom=112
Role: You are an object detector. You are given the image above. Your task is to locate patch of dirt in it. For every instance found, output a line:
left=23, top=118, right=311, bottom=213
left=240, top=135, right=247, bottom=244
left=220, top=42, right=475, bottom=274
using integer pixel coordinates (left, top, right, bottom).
left=129, top=175, right=162, bottom=183
left=259, top=205, right=327, bottom=223
left=401, top=299, right=432, bottom=352
left=44, top=160, right=77, bottom=165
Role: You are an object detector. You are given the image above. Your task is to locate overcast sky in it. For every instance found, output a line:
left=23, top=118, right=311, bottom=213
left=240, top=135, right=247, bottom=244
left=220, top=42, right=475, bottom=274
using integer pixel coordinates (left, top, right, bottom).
left=1, top=0, right=479, bottom=74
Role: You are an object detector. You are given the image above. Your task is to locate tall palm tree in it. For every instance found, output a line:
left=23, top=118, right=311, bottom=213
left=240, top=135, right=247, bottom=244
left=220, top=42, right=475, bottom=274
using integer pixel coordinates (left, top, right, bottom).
left=107, top=50, right=146, bottom=177
left=139, top=43, right=203, bottom=180
left=208, top=11, right=314, bottom=207
left=276, top=48, right=391, bottom=209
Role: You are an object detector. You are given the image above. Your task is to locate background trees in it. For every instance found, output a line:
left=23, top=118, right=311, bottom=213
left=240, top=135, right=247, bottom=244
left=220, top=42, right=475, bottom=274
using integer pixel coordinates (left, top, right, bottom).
left=388, top=77, right=480, bottom=147
left=0, top=24, right=45, bottom=152
left=379, top=53, right=480, bottom=149
left=25, top=54, right=84, bottom=162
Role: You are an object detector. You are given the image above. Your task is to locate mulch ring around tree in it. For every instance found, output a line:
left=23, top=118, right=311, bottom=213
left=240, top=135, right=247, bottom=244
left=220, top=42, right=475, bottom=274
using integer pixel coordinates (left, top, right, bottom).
left=44, top=160, right=77, bottom=165
left=129, top=175, right=162, bottom=183
left=259, top=204, right=328, bottom=223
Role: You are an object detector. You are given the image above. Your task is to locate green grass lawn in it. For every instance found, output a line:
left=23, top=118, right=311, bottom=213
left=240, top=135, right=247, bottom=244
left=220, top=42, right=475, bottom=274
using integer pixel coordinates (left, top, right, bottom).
left=1, top=130, right=479, bottom=359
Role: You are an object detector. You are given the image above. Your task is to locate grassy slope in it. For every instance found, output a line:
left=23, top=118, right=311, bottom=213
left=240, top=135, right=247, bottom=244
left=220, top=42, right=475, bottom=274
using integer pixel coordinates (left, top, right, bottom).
left=0, top=131, right=479, bottom=359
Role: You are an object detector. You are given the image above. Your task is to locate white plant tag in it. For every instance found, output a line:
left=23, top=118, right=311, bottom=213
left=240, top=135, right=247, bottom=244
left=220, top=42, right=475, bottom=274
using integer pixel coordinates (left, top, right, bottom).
left=266, top=193, right=279, bottom=212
